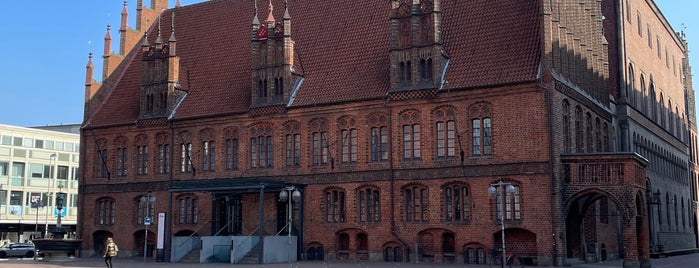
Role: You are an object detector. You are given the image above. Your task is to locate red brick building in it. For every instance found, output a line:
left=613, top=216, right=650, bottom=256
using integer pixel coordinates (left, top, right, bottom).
left=77, top=0, right=696, bottom=267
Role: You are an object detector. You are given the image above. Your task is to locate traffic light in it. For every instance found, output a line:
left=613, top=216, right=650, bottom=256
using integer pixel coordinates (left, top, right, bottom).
left=55, top=192, right=67, bottom=210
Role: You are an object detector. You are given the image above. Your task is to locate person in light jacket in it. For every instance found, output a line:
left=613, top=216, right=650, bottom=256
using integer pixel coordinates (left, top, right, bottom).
left=103, top=237, right=118, bottom=268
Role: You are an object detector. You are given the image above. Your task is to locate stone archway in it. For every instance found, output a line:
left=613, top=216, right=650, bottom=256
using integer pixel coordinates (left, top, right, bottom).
left=565, top=191, right=621, bottom=263
left=92, top=230, right=113, bottom=257
left=564, top=188, right=650, bottom=268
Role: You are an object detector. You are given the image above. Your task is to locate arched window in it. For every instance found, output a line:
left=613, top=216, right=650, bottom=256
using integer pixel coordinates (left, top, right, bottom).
left=595, top=118, right=601, bottom=152
left=628, top=64, right=636, bottom=106
left=650, top=83, right=657, bottom=122
left=470, top=102, right=492, bottom=156
left=444, top=183, right=470, bottom=222
left=435, top=106, right=456, bottom=159
left=282, top=122, right=300, bottom=168
left=339, top=116, right=358, bottom=164
left=585, top=113, right=593, bottom=153
left=493, top=182, right=521, bottom=221
left=250, top=124, right=273, bottom=169
left=575, top=106, right=583, bottom=152
left=155, top=132, right=170, bottom=174
left=358, top=187, right=380, bottom=223
left=640, top=75, right=647, bottom=114
left=310, top=119, right=329, bottom=166
left=368, top=113, right=389, bottom=162
left=200, top=129, right=215, bottom=172
left=404, top=184, right=428, bottom=222
left=224, top=127, right=239, bottom=170
left=115, top=137, right=128, bottom=177
left=136, top=135, right=149, bottom=176
left=178, top=195, right=199, bottom=224
left=562, top=100, right=571, bottom=153
left=97, top=198, right=116, bottom=225
left=325, top=188, right=345, bottom=223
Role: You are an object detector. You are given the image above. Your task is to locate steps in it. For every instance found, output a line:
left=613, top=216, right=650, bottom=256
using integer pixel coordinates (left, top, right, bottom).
left=179, top=248, right=200, bottom=263
left=238, top=244, right=262, bottom=264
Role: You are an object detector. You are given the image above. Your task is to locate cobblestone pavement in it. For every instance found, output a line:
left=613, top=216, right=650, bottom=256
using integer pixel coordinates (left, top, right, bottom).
left=0, top=254, right=696, bottom=268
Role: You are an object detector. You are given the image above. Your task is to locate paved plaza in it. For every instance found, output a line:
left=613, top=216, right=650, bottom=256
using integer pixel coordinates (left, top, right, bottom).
left=0, top=254, right=696, bottom=268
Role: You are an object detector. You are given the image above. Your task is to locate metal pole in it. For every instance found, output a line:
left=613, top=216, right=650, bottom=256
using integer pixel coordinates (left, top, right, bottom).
left=287, top=189, right=291, bottom=263
left=500, top=184, right=506, bottom=268
left=45, top=154, right=56, bottom=238
left=144, top=193, right=149, bottom=262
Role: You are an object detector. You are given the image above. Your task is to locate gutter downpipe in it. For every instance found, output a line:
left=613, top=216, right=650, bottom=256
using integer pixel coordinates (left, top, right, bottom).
left=385, top=94, right=410, bottom=262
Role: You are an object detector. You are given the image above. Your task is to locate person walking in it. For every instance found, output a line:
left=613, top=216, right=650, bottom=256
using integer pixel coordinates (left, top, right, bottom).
left=103, top=237, right=118, bottom=268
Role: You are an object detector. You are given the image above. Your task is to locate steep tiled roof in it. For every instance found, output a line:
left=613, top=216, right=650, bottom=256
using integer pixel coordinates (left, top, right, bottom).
left=87, top=0, right=541, bottom=127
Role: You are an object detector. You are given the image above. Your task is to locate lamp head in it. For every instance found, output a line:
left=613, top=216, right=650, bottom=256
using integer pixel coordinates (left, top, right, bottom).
left=292, top=189, right=301, bottom=203
left=505, top=184, right=516, bottom=193
left=487, top=186, right=497, bottom=195
left=279, top=189, right=289, bottom=202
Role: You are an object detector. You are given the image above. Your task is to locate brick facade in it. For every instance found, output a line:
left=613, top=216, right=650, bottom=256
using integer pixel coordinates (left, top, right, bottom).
left=76, top=1, right=697, bottom=267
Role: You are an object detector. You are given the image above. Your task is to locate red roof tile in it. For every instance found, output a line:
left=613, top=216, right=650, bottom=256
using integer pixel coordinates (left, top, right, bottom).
left=87, top=0, right=541, bottom=127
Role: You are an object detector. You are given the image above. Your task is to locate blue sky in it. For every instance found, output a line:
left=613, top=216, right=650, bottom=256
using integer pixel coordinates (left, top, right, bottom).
left=0, top=1, right=696, bottom=127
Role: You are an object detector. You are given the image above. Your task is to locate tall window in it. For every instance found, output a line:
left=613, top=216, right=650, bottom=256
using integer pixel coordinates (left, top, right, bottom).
left=180, top=142, right=192, bottom=173
left=445, top=184, right=470, bottom=222
left=359, top=188, right=380, bottom=222
left=602, top=123, right=609, bottom=152
left=640, top=75, right=647, bottom=114
left=435, top=106, right=456, bottom=159
left=325, top=189, right=345, bottom=223
left=224, top=128, right=239, bottom=170
left=495, top=184, right=521, bottom=221
left=250, top=124, right=274, bottom=169
left=310, top=119, right=329, bottom=167
left=200, top=129, right=215, bottom=172
left=340, top=129, right=357, bottom=163
left=585, top=113, right=593, bottom=153
left=650, top=84, right=657, bottom=122
left=137, top=196, right=155, bottom=225
left=178, top=196, right=199, bottom=224
left=369, top=113, right=389, bottom=162
left=96, top=139, right=109, bottom=178
left=97, top=198, right=116, bottom=225
left=339, top=116, right=358, bottom=164
left=404, top=185, right=428, bottom=222
left=400, top=110, right=421, bottom=160
left=202, top=141, right=215, bottom=171
left=563, top=100, right=571, bottom=153
left=136, top=136, right=148, bottom=176
left=628, top=64, right=636, bottom=107
left=595, top=118, right=602, bottom=152
left=575, top=107, right=583, bottom=152
left=403, top=124, right=421, bottom=160
left=156, top=133, right=170, bottom=174
left=470, top=102, right=492, bottom=156
left=115, top=137, right=128, bottom=177
left=436, top=121, right=455, bottom=158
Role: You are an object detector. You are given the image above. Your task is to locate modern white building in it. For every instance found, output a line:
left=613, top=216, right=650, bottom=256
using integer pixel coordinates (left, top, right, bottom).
left=0, top=124, right=79, bottom=243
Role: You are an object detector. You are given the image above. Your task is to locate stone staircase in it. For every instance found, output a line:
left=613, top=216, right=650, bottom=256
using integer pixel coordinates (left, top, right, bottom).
left=238, top=243, right=262, bottom=264
left=179, top=248, right=200, bottom=263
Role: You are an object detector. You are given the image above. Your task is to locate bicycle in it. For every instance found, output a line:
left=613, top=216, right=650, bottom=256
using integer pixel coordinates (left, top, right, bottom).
left=489, top=248, right=524, bottom=268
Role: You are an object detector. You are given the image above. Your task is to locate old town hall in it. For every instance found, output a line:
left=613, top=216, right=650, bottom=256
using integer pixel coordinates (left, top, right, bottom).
left=77, top=0, right=699, bottom=267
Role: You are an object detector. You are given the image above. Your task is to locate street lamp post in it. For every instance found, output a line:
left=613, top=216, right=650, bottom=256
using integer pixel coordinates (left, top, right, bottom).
left=279, top=186, right=301, bottom=263
left=488, top=181, right=516, bottom=268
left=141, top=192, right=156, bottom=262
left=44, top=153, right=57, bottom=238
